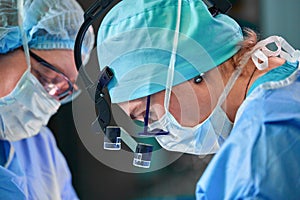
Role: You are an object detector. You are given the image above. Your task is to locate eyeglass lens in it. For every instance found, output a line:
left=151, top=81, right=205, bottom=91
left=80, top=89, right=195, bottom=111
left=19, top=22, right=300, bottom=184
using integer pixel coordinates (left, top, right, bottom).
left=29, top=50, right=76, bottom=100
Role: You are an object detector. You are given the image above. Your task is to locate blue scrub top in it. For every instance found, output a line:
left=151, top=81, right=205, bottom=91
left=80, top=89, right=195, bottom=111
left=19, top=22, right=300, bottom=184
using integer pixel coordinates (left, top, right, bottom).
left=196, top=61, right=300, bottom=199
left=0, top=126, right=78, bottom=200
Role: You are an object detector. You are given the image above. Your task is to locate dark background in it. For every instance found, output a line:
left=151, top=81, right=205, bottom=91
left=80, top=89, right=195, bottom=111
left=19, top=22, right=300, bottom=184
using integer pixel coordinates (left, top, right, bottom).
left=48, top=0, right=300, bottom=199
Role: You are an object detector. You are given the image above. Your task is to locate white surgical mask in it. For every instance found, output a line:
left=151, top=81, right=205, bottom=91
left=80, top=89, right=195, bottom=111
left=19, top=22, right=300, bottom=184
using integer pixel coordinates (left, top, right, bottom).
left=0, top=69, right=60, bottom=141
left=149, top=106, right=233, bottom=155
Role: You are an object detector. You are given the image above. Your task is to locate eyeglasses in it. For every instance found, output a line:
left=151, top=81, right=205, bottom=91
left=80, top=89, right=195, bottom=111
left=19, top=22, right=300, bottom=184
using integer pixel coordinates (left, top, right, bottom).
left=29, top=50, right=78, bottom=101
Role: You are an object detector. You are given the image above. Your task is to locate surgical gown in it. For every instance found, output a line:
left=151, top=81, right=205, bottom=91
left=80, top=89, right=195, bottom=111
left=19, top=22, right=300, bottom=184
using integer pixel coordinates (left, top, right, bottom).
left=196, top=61, right=300, bottom=199
left=0, top=126, right=78, bottom=200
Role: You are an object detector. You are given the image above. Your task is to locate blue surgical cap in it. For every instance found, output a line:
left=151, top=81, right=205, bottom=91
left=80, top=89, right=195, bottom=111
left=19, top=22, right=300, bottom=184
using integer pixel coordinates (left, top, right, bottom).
left=0, top=0, right=94, bottom=62
left=97, top=0, right=243, bottom=103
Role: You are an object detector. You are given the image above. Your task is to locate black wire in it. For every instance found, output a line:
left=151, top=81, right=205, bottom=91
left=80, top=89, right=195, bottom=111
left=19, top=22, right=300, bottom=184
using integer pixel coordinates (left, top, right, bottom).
left=74, top=18, right=94, bottom=89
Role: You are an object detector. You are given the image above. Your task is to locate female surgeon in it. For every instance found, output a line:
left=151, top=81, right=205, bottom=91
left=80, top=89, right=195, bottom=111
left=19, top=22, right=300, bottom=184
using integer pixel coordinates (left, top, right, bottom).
left=0, top=0, right=94, bottom=199
left=96, top=0, right=300, bottom=199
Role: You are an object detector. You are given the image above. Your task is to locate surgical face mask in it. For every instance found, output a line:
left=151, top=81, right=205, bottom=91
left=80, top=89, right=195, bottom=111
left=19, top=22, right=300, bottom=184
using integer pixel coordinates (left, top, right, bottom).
left=0, top=69, right=60, bottom=141
left=149, top=105, right=233, bottom=155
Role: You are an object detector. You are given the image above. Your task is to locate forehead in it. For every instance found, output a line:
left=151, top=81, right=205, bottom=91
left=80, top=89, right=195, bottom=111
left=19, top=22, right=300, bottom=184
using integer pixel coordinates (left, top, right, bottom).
left=32, top=49, right=74, bottom=63
left=117, top=90, right=166, bottom=115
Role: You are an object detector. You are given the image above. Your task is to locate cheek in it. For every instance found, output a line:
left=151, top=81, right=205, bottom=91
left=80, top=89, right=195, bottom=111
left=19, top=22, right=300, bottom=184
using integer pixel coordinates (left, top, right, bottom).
left=169, top=87, right=200, bottom=127
left=0, top=59, right=27, bottom=97
left=150, top=80, right=216, bottom=127
left=197, top=85, right=213, bottom=121
left=169, top=94, right=184, bottom=123
left=60, top=54, right=78, bottom=82
left=205, top=68, right=226, bottom=106
left=169, top=81, right=214, bottom=127
left=150, top=92, right=165, bottom=120
left=151, top=103, right=165, bottom=121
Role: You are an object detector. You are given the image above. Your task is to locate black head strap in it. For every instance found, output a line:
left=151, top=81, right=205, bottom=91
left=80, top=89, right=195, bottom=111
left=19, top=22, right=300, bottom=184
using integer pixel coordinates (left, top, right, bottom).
left=206, top=0, right=232, bottom=16
left=74, top=0, right=118, bottom=132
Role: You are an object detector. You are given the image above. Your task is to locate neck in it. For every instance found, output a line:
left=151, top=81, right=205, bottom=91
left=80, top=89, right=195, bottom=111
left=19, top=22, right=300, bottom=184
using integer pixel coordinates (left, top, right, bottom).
left=225, top=56, right=286, bottom=122
left=244, top=67, right=257, bottom=99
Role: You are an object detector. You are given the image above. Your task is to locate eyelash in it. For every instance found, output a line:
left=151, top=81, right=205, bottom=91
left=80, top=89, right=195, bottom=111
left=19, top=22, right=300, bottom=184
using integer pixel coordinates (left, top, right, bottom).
left=130, top=110, right=155, bottom=122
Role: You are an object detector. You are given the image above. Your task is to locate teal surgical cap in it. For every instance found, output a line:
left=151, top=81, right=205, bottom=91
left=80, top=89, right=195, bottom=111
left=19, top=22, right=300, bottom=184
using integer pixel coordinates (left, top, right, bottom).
left=97, top=0, right=243, bottom=103
left=0, top=0, right=94, bottom=62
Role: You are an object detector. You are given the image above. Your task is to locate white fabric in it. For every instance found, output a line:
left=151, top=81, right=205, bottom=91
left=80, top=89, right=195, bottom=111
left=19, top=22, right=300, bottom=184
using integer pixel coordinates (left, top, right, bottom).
left=151, top=106, right=233, bottom=155
left=251, top=36, right=300, bottom=70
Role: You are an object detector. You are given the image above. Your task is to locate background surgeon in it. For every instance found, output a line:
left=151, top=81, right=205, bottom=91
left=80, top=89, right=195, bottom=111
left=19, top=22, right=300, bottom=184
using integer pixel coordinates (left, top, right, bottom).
left=96, top=0, right=300, bottom=199
left=0, top=0, right=94, bottom=199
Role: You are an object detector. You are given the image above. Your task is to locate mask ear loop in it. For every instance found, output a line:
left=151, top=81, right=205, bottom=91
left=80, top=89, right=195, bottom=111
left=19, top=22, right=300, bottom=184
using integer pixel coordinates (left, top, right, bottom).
left=217, top=35, right=300, bottom=124
left=164, top=0, right=182, bottom=113
left=216, top=36, right=286, bottom=114
left=212, top=40, right=260, bottom=136
left=17, top=0, right=31, bottom=72
left=279, top=37, right=300, bottom=63
left=251, top=36, right=282, bottom=70
left=250, top=35, right=300, bottom=71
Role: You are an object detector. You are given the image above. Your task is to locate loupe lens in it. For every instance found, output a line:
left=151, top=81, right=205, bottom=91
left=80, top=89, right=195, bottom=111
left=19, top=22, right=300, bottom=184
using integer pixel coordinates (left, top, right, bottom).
left=104, top=127, right=121, bottom=150
left=133, top=143, right=153, bottom=168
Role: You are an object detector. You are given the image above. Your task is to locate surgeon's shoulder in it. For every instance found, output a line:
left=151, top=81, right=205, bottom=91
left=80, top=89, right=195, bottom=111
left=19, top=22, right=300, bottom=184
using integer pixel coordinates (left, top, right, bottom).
left=222, top=70, right=300, bottom=199
left=229, top=75, right=300, bottom=150
left=198, top=72, right=300, bottom=199
left=237, top=70, right=300, bottom=125
left=38, top=126, right=59, bottom=146
left=227, top=72, right=300, bottom=164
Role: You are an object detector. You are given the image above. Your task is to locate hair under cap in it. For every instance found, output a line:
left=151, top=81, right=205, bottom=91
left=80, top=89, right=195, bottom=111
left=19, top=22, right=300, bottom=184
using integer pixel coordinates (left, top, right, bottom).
left=97, top=0, right=243, bottom=103
left=0, top=0, right=94, bottom=63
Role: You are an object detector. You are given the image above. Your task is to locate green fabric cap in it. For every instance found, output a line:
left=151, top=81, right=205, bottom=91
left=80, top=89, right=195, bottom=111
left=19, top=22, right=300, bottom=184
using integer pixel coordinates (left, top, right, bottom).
left=97, top=0, right=243, bottom=103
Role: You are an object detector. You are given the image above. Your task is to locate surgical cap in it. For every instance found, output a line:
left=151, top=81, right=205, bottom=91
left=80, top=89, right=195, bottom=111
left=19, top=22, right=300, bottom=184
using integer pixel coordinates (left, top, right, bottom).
left=0, top=0, right=94, bottom=62
left=97, top=0, right=243, bottom=103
